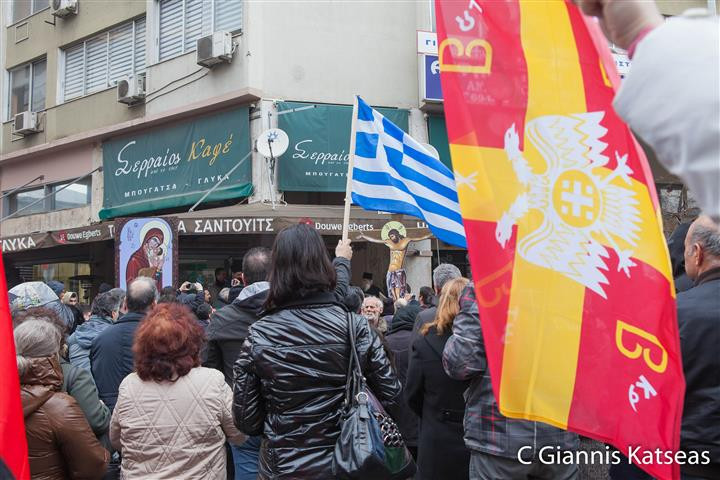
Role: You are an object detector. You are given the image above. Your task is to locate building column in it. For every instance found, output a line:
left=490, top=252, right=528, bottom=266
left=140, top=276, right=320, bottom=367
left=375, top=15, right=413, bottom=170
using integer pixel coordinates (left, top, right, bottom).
left=249, top=99, right=280, bottom=204
left=405, top=238, right=433, bottom=295
left=404, top=108, right=433, bottom=294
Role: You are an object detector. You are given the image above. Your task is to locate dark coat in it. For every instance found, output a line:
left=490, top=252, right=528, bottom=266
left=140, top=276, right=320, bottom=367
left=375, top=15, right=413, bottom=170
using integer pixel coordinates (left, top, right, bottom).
left=232, top=292, right=402, bottom=480
left=386, top=305, right=421, bottom=448
left=668, top=222, right=695, bottom=293
left=413, top=305, right=437, bottom=336
left=20, top=356, right=108, bottom=480
left=443, top=285, right=578, bottom=458
left=677, top=266, right=720, bottom=465
left=89, top=311, right=145, bottom=412
left=406, top=326, right=470, bottom=480
left=206, top=257, right=350, bottom=386
left=205, top=285, right=268, bottom=385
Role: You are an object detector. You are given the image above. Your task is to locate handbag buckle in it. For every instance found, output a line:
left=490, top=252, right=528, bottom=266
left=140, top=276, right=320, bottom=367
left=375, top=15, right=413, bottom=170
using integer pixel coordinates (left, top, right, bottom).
left=356, top=391, right=369, bottom=404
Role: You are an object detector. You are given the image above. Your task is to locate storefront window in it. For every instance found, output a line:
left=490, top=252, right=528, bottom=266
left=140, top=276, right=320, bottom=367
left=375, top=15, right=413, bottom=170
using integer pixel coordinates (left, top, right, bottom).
left=179, top=259, right=223, bottom=287
left=32, top=262, right=92, bottom=304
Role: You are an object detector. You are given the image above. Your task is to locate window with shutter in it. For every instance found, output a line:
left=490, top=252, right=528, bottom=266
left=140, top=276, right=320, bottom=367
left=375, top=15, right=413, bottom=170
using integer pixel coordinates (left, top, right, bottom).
left=109, top=23, right=134, bottom=83
left=135, top=19, right=147, bottom=73
left=158, top=0, right=242, bottom=62
left=61, top=18, right=146, bottom=102
left=84, top=35, right=109, bottom=94
left=214, top=0, right=242, bottom=33
left=159, top=0, right=184, bottom=61
left=64, top=45, right=85, bottom=100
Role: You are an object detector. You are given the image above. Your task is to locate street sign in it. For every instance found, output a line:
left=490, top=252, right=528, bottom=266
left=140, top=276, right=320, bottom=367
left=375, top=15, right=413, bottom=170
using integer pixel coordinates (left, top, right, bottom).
left=417, top=30, right=438, bottom=55
left=420, top=54, right=443, bottom=102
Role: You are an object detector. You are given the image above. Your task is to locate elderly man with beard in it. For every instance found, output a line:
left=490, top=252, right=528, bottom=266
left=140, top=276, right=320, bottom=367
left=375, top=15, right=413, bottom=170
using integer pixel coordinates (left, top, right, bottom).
left=362, top=296, right=386, bottom=334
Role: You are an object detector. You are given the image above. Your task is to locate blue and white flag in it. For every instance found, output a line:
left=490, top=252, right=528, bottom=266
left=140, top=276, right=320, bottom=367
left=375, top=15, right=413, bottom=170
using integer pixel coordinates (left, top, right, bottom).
left=350, top=96, right=466, bottom=247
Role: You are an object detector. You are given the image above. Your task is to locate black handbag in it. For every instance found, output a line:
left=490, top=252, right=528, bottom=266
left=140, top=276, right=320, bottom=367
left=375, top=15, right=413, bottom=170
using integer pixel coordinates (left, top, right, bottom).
left=332, top=314, right=416, bottom=480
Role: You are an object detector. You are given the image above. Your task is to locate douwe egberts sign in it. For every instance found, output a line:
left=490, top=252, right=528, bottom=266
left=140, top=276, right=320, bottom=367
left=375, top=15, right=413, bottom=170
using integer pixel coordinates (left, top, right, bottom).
left=100, top=107, right=252, bottom=219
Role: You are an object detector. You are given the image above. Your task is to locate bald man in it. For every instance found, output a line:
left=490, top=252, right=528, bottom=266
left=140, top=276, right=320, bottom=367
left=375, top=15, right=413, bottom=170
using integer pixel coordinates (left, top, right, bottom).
left=676, top=216, right=720, bottom=479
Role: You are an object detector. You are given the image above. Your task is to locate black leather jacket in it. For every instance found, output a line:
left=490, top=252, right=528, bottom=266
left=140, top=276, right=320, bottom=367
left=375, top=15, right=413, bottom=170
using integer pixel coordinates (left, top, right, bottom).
left=233, top=292, right=402, bottom=479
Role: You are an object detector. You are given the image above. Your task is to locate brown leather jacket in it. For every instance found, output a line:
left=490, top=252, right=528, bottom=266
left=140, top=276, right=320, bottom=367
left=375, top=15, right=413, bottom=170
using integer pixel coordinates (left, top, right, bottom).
left=20, top=356, right=108, bottom=480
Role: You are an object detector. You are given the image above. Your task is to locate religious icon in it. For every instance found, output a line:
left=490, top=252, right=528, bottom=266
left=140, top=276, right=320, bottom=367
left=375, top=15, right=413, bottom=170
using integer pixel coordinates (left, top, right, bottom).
left=357, top=221, right=432, bottom=300
left=117, top=218, right=175, bottom=291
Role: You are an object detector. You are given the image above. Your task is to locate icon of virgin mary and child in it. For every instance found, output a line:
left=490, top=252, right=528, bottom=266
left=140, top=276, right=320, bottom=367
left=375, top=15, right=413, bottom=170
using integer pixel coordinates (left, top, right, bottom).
left=125, top=227, right=167, bottom=290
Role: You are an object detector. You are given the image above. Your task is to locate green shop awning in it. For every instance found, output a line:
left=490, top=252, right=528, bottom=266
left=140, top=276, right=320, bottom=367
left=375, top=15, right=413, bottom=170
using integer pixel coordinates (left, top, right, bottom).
left=427, top=114, right=452, bottom=170
left=277, top=102, right=409, bottom=192
left=100, top=107, right=253, bottom=219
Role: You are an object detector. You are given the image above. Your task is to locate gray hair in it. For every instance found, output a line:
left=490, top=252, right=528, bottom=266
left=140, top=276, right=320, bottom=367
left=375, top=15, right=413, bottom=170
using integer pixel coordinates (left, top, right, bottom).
left=126, top=277, right=158, bottom=313
left=15, top=320, right=62, bottom=377
left=691, top=224, right=720, bottom=257
left=393, top=298, right=408, bottom=310
left=432, top=263, right=462, bottom=292
left=362, top=296, right=383, bottom=310
left=91, top=291, right=123, bottom=318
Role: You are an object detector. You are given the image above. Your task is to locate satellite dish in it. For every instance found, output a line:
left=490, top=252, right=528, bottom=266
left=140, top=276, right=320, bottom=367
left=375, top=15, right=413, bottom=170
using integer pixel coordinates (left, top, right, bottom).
left=421, top=143, right=440, bottom=160
left=256, top=128, right=289, bottom=158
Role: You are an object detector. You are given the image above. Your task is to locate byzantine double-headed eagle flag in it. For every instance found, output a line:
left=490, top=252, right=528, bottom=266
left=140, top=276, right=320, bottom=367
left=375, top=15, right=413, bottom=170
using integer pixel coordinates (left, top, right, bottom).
left=435, top=1, right=684, bottom=479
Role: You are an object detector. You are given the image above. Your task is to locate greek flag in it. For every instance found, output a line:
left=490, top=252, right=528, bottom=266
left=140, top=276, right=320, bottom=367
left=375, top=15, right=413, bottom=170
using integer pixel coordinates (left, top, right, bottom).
left=350, top=96, right=466, bottom=247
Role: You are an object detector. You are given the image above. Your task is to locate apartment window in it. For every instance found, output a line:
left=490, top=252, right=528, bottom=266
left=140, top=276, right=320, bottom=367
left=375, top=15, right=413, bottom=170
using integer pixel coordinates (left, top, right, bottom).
left=53, top=180, right=91, bottom=210
left=11, top=0, right=47, bottom=24
left=158, top=0, right=242, bottom=61
left=4, top=178, right=92, bottom=217
left=8, top=59, right=46, bottom=119
left=62, top=18, right=146, bottom=102
left=8, top=187, right=45, bottom=216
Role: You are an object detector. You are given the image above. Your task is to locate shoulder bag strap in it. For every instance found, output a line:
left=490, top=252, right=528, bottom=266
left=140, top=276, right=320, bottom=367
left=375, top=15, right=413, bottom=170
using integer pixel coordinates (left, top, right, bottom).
left=344, top=313, right=366, bottom=407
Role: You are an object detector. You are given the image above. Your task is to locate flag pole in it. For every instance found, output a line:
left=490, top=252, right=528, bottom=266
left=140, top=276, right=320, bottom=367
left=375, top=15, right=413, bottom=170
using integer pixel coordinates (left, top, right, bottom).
left=342, top=95, right=359, bottom=241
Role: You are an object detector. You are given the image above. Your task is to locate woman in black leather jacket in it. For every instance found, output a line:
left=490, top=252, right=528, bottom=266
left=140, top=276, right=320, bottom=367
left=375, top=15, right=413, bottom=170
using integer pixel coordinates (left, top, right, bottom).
left=232, top=224, right=402, bottom=479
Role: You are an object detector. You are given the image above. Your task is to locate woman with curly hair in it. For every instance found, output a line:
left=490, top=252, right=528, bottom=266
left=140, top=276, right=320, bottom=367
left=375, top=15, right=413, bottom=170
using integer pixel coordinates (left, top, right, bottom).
left=110, top=303, right=245, bottom=479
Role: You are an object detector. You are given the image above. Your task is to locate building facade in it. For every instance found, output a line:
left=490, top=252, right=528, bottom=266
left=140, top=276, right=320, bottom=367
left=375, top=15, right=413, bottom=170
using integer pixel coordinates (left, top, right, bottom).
left=0, top=0, right=707, bottom=298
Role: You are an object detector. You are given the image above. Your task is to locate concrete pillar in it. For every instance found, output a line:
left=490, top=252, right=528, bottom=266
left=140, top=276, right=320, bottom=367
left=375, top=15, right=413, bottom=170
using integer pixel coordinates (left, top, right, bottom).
left=91, top=142, right=103, bottom=221
left=405, top=238, right=433, bottom=294
left=249, top=99, right=280, bottom=204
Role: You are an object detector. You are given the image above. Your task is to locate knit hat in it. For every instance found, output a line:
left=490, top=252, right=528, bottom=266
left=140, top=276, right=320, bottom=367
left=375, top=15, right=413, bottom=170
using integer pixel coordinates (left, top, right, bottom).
left=45, top=280, right=65, bottom=297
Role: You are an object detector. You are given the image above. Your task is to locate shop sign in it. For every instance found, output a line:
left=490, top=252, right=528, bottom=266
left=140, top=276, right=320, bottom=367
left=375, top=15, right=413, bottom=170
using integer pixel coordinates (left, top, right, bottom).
left=1, top=235, right=38, bottom=253
left=1, top=224, right=115, bottom=254
left=100, top=107, right=253, bottom=219
left=421, top=54, right=443, bottom=102
left=277, top=102, right=409, bottom=192
left=178, top=217, right=275, bottom=234
left=417, top=31, right=438, bottom=55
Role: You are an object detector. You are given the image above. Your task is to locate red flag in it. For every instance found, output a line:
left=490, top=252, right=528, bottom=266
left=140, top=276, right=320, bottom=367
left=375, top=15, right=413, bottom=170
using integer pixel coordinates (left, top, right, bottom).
left=436, top=1, right=684, bottom=479
left=0, top=255, right=29, bottom=479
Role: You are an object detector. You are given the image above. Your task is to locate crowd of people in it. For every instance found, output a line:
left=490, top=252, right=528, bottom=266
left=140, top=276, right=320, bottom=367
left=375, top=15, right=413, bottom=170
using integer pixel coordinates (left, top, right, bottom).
left=9, top=214, right=719, bottom=480
left=7, top=0, right=720, bottom=477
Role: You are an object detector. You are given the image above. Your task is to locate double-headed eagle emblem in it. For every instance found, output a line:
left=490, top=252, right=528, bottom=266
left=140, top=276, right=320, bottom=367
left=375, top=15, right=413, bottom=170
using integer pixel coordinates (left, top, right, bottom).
left=496, top=112, right=640, bottom=298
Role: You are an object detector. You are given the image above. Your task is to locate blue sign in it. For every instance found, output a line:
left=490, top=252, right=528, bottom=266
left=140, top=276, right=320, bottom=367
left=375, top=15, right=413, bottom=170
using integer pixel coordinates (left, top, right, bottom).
left=423, top=54, right=443, bottom=102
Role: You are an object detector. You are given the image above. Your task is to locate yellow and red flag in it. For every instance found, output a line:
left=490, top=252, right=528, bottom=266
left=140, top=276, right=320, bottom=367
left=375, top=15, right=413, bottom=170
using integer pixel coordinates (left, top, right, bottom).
left=436, top=1, right=684, bottom=479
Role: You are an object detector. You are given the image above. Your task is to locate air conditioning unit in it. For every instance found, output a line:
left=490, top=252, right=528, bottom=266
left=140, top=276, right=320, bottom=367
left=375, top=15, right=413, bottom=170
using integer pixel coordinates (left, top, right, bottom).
left=196, top=31, right=234, bottom=68
left=117, top=73, right=146, bottom=105
left=12, top=111, right=41, bottom=136
left=50, top=0, right=78, bottom=17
